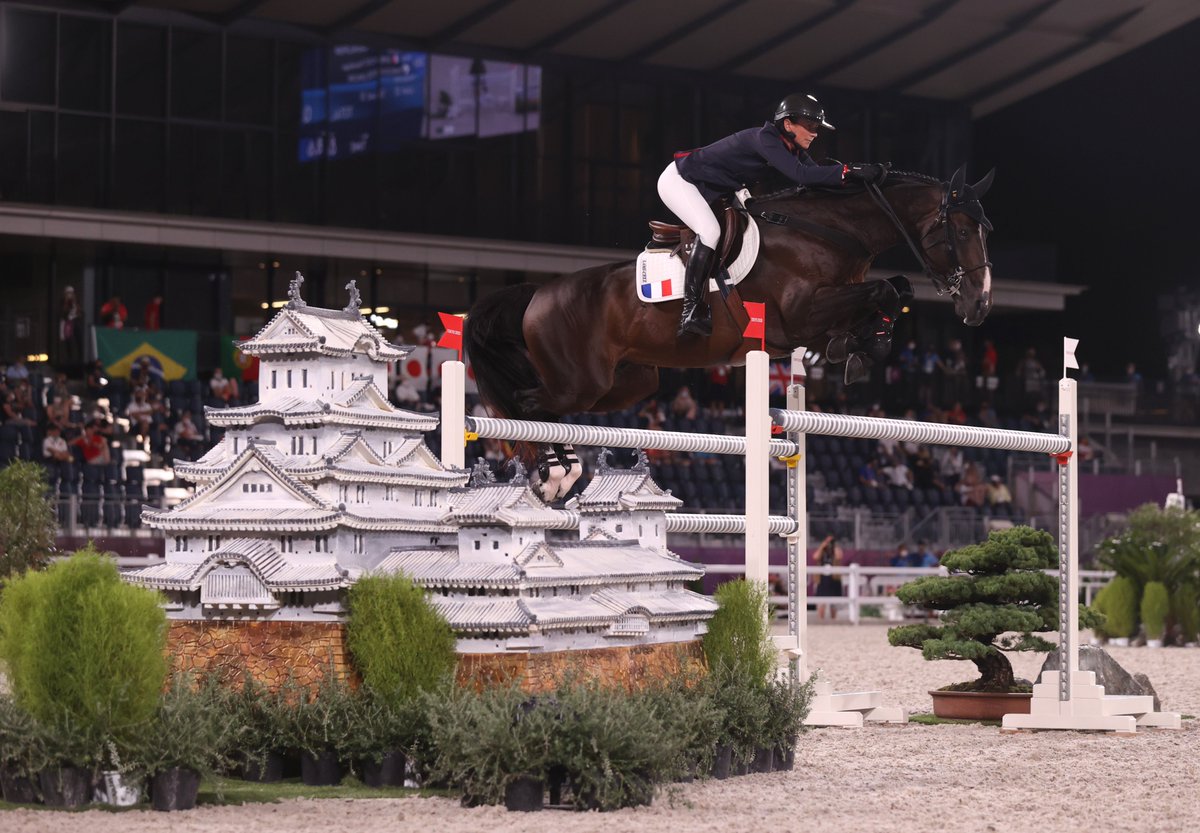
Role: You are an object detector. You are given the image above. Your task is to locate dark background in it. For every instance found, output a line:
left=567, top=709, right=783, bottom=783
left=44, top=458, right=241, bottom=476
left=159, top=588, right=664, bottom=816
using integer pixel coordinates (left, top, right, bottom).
left=975, top=18, right=1200, bottom=378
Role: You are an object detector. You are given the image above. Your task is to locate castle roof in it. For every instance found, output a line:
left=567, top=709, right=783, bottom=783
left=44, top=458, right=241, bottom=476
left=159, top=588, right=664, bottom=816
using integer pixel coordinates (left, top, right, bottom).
left=206, top=379, right=438, bottom=432
left=430, top=588, right=716, bottom=633
left=441, top=479, right=565, bottom=529
left=125, top=538, right=348, bottom=595
left=238, top=276, right=403, bottom=362
left=565, top=450, right=682, bottom=513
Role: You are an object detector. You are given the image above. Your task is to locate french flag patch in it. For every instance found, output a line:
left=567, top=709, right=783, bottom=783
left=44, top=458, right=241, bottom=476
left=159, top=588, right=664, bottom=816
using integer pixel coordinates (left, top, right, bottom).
left=635, top=251, right=685, bottom=303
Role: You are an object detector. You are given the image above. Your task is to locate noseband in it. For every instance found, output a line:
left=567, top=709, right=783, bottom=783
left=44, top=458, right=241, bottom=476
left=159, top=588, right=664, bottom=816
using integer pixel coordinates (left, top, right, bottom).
left=864, top=181, right=992, bottom=298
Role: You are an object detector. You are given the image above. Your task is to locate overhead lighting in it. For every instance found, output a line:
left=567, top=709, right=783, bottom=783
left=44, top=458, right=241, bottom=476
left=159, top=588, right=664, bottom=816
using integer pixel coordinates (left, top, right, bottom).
left=260, top=302, right=269, bottom=310
left=25, top=353, right=49, bottom=362
left=374, top=306, right=390, bottom=313
left=901, top=306, right=910, bottom=314
left=271, top=300, right=287, bottom=308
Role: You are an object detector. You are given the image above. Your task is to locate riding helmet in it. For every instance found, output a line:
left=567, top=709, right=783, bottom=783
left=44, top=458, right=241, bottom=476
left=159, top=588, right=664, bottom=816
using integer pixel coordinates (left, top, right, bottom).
left=773, top=93, right=835, bottom=130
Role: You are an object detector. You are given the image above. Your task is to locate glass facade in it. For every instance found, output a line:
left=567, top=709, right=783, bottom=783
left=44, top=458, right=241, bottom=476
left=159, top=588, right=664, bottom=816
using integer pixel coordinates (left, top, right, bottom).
left=0, top=3, right=970, bottom=363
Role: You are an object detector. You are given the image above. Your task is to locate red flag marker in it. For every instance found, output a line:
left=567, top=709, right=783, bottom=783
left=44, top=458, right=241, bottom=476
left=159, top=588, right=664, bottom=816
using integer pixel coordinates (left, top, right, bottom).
left=742, top=301, right=765, bottom=351
left=437, top=312, right=464, bottom=362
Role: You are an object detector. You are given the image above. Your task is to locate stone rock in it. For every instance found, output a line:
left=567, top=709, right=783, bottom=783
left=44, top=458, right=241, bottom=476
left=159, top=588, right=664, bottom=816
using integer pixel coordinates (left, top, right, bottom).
left=1039, top=645, right=1161, bottom=710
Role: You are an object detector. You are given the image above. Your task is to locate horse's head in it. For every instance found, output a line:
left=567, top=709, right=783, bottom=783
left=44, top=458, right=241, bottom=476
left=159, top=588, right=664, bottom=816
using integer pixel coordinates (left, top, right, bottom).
left=921, top=166, right=994, bottom=326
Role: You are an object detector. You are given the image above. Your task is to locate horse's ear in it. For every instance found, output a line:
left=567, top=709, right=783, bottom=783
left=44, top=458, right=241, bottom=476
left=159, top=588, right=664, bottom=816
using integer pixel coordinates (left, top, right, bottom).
left=971, top=168, right=995, bottom=198
left=949, top=165, right=965, bottom=193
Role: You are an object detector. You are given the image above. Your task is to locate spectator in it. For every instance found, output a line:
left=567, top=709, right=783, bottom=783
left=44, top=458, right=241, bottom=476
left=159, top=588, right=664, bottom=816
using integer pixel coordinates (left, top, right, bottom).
left=130, top=356, right=164, bottom=392
left=937, top=446, right=966, bottom=487
left=45, top=395, right=74, bottom=438
left=48, top=372, right=71, bottom=405
left=670, top=385, right=698, bottom=420
left=59, top=286, right=83, bottom=367
left=99, top=295, right=127, bottom=328
left=882, top=452, right=913, bottom=490
left=5, top=356, right=29, bottom=384
left=813, top=534, right=845, bottom=621
left=144, top=295, right=163, bottom=330
left=957, top=462, right=987, bottom=508
left=1016, top=347, right=1046, bottom=407
left=637, top=399, right=666, bottom=430
left=125, top=387, right=157, bottom=442
left=945, top=400, right=968, bottom=425
left=986, top=474, right=1013, bottom=509
left=917, top=344, right=942, bottom=408
left=209, top=368, right=239, bottom=404
left=980, top=339, right=998, bottom=379
left=42, top=423, right=74, bottom=485
left=1, top=384, right=36, bottom=460
left=857, top=457, right=882, bottom=489
left=941, top=338, right=968, bottom=405
left=171, top=410, right=204, bottom=461
left=911, top=447, right=943, bottom=491
left=1077, top=435, right=1098, bottom=463
left=71, top=419, right=112, bottom=469
left=889, top=543, right=911, bottom=567
left=85, top=360, right=108, bottom=404
left=705, top=365, right=731, bottom=415
left=916, top=540, right=939, bottom=568
left=976, top=399, right=1000, bottom=429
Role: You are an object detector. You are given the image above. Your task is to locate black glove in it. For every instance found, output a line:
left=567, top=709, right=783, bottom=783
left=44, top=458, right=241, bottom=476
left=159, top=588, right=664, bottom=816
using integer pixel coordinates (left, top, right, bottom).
left=845, top=163, right=887, bottom=184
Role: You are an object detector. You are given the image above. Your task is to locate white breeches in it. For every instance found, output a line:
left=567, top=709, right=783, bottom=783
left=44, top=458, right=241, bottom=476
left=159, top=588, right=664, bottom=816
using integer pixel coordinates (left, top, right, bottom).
left=657, top=162, right=721, bottom=250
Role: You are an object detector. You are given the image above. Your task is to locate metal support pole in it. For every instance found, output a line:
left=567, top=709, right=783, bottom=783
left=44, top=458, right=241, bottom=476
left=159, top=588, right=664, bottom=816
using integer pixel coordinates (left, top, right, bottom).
left=785, top=348, right=807, bottom=680
left=1057, top=377, right=1079, bottom=701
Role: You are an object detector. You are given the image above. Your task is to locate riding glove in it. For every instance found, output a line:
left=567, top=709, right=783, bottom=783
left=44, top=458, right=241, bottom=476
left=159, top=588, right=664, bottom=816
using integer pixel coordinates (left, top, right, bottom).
left=845, top=163, right=887, bottom=184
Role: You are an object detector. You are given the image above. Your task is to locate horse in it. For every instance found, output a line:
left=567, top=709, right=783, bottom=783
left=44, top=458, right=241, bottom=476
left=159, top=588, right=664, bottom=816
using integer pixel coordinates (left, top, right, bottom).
left=464, top=165, right=995, bottom=500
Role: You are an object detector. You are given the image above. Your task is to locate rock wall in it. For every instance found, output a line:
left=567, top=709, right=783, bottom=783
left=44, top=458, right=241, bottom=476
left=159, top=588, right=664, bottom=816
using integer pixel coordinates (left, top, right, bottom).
left=167, top=620, right=705, bottom=693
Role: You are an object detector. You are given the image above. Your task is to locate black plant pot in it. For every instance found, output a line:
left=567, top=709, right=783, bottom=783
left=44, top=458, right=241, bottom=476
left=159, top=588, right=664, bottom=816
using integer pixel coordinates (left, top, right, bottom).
left=300, top=746, right=342, bottom=787
left=620, top=771, right=655, bottom=808
left=360, top=751, right=406, bottom=788
left=151, top=766, right=201, bottom=812
left=750, top=746, right=775, bottom=774
left=39, top=766, right=91, bottom=808
left=733, top=756, right=750, bottom=777
left=242, top=751, right=285, bottom=783
left=1, top=766, right=39, bottom=804
left=547, top=765, right=567, bottom=805
left=773, top=742, right=796, bottom=771
left=504, top=776, right=544, bottom=812
left=711, top=744, right=732, bottom=780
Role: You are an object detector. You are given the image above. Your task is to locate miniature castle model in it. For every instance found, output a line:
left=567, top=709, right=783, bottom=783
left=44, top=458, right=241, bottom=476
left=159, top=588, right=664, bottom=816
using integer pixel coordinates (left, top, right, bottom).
left=124, top=277, right=715, bottom=682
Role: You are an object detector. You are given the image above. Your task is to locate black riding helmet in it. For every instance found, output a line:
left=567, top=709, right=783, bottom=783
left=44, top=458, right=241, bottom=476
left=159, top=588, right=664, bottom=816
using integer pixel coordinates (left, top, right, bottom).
left=773, top=93, right=836, bottom=130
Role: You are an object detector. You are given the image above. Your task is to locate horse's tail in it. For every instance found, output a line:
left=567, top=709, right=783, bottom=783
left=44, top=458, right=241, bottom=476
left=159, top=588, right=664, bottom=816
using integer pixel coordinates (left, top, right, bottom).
left=464, top=283, right=540, bottom=421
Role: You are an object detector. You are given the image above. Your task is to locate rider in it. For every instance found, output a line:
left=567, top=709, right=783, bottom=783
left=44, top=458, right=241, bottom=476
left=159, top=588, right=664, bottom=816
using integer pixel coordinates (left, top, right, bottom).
left=658, top=93, right=886, bottom=337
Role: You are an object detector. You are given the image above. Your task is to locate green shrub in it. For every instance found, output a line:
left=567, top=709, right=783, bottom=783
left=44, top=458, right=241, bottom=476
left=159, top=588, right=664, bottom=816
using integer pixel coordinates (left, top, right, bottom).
left=763, top=674, right=815, bottom=751
left=1097, top=504, right=1200, bottom=599
left=339, top=690, right=415, bottom=769
left=1103, top=576, right=1139, bottom=639
left=0, top=547, right=167, bottom=766
left=641, top=673, right=722, bottom=780
left=229, top=674, right=292, bottom=774
left=346, top=574, right=457, bottom=703
left=1171, top=584, right=1199, bottom=644
left=1140, top=581, right=1170, bottom=641
left=0, top=693, right=45, bottom=781
left=130, top=673, right=235, bottom=777
left=278, top=672, right=356, bottom=758
left=703, top=579, right=775, bottom=688
left=1090, top=583, right=1111, bottom=640
left=706, top=671, right=770, bottom=767
left=0, top=460, right=56, bottom=581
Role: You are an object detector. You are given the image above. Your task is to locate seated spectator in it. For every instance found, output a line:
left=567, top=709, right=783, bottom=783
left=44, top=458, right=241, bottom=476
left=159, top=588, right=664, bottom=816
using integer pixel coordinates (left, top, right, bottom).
left=125, top=387, right=157, bottom=441
left=889, top=543, right=911, bottom=567
left=71, top=419, right=112, bottom=469
left=209, top=368, right=239, bottom=404
left=945, top=401, right=968, bottom=425
left=48, top=371, right=71, bottom=405
left=5, top=356, right=29, bottom=384
left=1, top=384, right=36, bottom=460
left=670, top=386, right=698, bottom=420
left=171, top=410, right=204, bottom=461
left=957, top=462, right=987, bottom=508
left=857, top=458, right=882, bottom=489
left=42, top=423, right=74, bottom=484
left=937, top=446, right=966, bottom=487
left=917, top=541, right=940, bottom=568
left=882, top=453, right=913, bottom=490
left=45, top=394, right=75, bottom=438
left=911, top=447, right=943, bottom=491
left=84, top=360, right=108, bottom=404
left=986, top=474, right=1013, bottom=509
left=976, top=400, right=1000, bottom=429
left=1077, top=435, right=1098, bottom=463
left=637, top=399, right=666, bottom=430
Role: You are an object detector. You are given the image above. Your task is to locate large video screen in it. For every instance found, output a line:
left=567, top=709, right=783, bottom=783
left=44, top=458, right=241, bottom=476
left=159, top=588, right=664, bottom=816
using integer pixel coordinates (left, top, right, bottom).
left=299, top=46, right=539, bottom=162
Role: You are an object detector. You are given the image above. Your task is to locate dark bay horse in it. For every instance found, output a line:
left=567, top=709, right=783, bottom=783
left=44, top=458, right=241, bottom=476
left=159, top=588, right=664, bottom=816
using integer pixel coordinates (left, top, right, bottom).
left=464, top=166, right=995, bottom=499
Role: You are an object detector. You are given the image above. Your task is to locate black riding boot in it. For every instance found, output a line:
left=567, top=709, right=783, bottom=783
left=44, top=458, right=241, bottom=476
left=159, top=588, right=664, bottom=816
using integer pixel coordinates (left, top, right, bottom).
left=678, top=243, right=715, bottom=337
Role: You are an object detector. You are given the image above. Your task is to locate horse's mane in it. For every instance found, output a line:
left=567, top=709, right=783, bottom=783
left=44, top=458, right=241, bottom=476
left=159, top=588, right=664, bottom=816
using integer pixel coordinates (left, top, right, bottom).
left=750, top=169, right=942, bottom=204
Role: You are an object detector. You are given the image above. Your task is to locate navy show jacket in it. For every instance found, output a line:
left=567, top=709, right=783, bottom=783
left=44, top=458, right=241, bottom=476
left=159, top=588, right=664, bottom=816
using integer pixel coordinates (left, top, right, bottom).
left=674, top=121, right=845, bottom=202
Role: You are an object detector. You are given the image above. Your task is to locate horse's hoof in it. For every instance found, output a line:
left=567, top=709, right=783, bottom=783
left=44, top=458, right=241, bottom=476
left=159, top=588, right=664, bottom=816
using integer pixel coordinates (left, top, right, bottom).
left=844, top=353, right=872, bottom=385
left=826, top=333, right=854, bottom=363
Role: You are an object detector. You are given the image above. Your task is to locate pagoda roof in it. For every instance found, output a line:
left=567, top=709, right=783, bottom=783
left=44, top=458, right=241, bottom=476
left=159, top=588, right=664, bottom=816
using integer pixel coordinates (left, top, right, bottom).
left=178, top=433, right=465, bottom=488
left=441, top=479, right=563, bottom=528
left=125, top=538, right=347, bottom=593
left=377, top=539, right=702, bottom=589
left=565, top=450, right=681, bottom=513
left=430, top=589, right=715, bottom=634
left=206, top=380, right=438, bottom=432
left=239, top=285, right=403, bottom=362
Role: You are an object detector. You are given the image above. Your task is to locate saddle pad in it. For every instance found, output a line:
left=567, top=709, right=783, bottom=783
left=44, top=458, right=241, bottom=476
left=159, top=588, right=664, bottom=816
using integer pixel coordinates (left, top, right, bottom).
left=635, top=212, right=761, bottom=304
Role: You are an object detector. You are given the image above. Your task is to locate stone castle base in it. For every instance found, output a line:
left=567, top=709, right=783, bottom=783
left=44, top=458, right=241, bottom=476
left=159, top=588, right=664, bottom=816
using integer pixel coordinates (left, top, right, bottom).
left=167, top=620, right=705, bottom=692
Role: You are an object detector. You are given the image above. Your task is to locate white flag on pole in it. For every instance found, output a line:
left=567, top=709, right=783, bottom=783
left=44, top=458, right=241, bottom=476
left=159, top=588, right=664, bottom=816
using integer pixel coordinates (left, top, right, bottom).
left=1063, top=337, right=1080, bottom=373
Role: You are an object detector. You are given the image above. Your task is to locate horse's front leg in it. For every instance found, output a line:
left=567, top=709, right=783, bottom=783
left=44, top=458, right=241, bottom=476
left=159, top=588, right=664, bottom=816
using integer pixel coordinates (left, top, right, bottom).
left=806, top=276, right=911, bottom=383
left=534, top=443, right=582, bottom=503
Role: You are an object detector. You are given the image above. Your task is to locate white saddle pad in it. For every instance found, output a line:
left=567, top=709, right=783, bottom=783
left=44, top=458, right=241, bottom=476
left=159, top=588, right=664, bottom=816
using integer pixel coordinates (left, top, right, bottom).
left=635, top=202, right=761, bottom=304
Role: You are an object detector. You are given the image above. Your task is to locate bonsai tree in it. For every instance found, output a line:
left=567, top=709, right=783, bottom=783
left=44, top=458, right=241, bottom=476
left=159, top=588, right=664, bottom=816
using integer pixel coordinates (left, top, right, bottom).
left=888, top=526, right=1100, bottom=692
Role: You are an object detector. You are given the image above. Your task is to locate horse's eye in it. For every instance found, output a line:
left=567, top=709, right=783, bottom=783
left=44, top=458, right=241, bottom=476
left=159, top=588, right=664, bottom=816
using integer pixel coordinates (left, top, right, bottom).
left=958, top=228, right=969, bottom=239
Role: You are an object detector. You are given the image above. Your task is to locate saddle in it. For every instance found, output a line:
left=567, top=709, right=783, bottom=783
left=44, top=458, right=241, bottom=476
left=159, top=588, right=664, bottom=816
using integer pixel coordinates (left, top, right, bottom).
left=647, top=199, right=747, bottom=273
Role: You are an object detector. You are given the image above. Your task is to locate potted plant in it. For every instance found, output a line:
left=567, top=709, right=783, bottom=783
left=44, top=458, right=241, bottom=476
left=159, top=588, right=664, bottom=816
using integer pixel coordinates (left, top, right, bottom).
left=1097, top=576, right=1138, bottom=646
left=0, top=548, right=168, bottom=807
left=888, top=526, right=1101, bottom=720
left=131, top=673, right=235, bottom=811
left=280, top=672, right=355, bottom=787
left=231, top=674, right=290, bottom=782
left=0, top=694, right=42, bottom=804
left=641, top=672, right=721, bottom=782
left=1171, top=584, right=1199, bottom=647
left=340, top=691, right=409, bottom=788
left=1141, top=581, right=1170, bottom=648
left=763, top=675, right=814, bottom=772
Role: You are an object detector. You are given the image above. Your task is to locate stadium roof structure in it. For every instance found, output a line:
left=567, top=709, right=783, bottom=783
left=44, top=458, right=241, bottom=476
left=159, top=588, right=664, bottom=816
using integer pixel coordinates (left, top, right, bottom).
left=114, top=0, right=1198, bottom=116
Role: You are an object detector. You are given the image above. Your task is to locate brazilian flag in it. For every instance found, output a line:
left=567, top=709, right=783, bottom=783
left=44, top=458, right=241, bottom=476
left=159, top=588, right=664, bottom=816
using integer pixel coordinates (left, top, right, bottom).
left=95, top=329, right=197, bottom=382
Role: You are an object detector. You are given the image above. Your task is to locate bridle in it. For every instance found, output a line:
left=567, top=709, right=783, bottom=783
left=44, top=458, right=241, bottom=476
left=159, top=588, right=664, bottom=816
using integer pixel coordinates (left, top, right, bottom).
left=863, top=180, right=992, bottom=299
